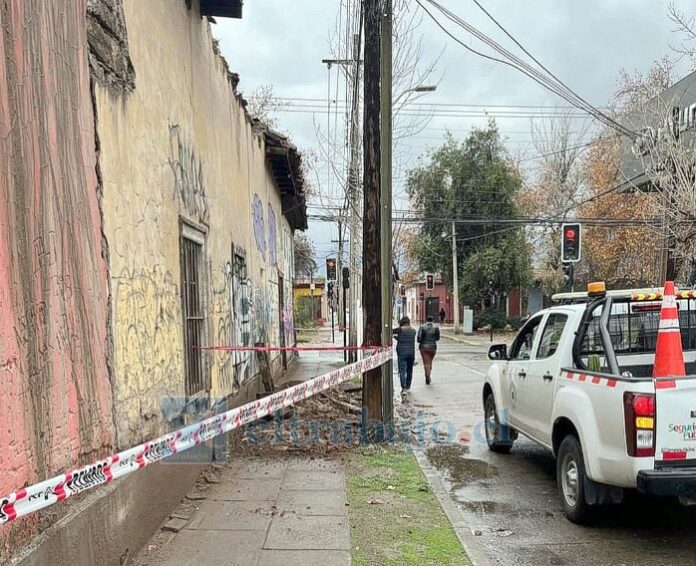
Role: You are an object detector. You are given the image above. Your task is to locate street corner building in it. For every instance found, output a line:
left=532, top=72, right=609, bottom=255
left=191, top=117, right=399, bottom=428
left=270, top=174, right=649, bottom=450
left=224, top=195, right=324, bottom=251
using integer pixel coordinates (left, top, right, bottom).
left=0, top=0, right=307, bottom=562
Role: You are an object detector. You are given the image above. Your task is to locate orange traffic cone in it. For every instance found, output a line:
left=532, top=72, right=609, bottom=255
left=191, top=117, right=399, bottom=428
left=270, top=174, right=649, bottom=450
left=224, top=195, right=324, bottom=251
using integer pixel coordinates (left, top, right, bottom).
left=653, top=280, right=686, bottom=378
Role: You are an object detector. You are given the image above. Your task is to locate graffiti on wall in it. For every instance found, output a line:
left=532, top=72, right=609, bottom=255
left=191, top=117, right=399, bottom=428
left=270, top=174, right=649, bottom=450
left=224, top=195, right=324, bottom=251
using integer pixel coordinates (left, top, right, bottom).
left=231, top=249, right=256, bottom=385
left=211, top=261, right=234, bottom=394
left=268, top=203, right=277, bottom=266
left=280, top=226, right=295, bottom=346
left=168, top=125, right=209, bottom=225
left=252, top=194, right=265, bottom=260
left=113, top=267, right=182, bottom=446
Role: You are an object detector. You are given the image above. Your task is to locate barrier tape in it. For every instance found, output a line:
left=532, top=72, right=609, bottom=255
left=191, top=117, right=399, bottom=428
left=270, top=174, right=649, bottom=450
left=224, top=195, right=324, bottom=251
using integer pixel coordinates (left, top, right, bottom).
left=196, top=345, right=386, bottom=352
left=0, top=348, right=393, bottom=526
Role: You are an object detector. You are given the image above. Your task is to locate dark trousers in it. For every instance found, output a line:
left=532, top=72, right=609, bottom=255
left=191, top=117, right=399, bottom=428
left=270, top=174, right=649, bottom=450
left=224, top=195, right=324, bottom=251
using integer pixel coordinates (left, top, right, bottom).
left=420, top=347, right=436, bottom=378
left=398, top=354, right=415, bottom=390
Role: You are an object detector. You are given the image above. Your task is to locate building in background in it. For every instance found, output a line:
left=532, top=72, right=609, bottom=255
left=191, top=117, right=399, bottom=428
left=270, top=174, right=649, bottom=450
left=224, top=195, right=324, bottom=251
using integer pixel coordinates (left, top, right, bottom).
left=294, top=280, right=329, bottom=324
left=403, top=275, right=455, bottom=324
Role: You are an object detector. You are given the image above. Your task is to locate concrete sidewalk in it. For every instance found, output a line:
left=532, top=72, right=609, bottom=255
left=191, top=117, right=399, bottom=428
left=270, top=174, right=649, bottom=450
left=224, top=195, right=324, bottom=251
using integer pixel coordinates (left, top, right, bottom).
left=133, top=457, right=350, bottom=566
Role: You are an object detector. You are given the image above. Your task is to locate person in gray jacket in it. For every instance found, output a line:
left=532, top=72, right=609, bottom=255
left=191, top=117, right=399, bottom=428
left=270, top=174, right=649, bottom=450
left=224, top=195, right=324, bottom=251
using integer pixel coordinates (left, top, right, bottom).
left=393, top=316, right=416, bottom=401
left=417, top=316, right=440, bottom=385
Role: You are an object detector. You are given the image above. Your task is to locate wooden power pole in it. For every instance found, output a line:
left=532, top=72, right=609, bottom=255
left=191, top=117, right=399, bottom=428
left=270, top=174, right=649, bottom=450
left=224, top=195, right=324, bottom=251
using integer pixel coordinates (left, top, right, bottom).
left=362, top=0, right=383, bottom=433
left=379, top=0, right=394, bottom=427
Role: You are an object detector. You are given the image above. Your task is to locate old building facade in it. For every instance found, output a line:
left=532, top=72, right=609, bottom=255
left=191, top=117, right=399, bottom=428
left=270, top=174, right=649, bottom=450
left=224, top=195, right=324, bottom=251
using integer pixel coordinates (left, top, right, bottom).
left=0, top=0, right=305, bottom=559
left=93, top=0, right=305, bottom=448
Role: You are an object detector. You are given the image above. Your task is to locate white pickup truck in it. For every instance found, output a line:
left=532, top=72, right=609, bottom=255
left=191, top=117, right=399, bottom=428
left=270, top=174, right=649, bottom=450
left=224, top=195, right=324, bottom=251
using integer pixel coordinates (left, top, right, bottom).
left=483, top=284, right=696, bottom=523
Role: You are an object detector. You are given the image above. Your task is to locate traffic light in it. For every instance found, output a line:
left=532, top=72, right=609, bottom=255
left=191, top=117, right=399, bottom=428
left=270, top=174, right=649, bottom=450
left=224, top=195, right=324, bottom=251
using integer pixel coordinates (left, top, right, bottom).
left=342, top=266, right=350, bottom=289
left=327, top=281, right=334, bottom=300
left=425, top=273, right=435, bottom=291
left=326, top=258, right=337, bottom=280
left=561, top=223, right=581, bottom=262
left=400, top=285, right=406, bottom=297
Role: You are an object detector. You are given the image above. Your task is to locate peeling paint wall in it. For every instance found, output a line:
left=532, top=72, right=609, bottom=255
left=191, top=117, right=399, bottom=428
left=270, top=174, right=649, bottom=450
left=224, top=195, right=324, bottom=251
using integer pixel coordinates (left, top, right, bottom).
left=94, top=0, right=296, bottom=448
left=0, top=0, right=114, bottom=553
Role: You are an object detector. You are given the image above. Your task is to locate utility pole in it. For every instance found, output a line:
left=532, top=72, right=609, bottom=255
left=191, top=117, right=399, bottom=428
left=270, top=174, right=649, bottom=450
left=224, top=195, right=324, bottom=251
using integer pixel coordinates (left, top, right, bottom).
left=362, top=0, right=383, bottom=435
left=379, top=0, right=394, bottom=427
left=337, top=220, right=344, bottom=330
left=451, top=222, right=460, bottom=334
left=348, top=31, right=362, bottom=364
left=322, top=57, right=350, bottom=332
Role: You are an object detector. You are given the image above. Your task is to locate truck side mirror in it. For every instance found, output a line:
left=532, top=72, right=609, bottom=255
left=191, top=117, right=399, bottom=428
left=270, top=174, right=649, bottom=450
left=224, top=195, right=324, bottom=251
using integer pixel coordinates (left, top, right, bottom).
left=488, top=344, right=507, bottom=360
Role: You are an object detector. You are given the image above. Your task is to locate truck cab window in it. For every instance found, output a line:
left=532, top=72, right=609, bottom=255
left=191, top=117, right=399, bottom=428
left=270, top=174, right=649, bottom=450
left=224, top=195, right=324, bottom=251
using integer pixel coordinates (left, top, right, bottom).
left=537, top=314, right=568, bottom=359
left=510, top=316, right=543, bottom=360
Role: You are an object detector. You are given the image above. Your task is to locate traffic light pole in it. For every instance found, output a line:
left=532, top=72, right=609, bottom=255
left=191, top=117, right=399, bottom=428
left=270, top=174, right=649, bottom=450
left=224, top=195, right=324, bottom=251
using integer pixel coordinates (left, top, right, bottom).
left=343, top=286, right=348, bottom=362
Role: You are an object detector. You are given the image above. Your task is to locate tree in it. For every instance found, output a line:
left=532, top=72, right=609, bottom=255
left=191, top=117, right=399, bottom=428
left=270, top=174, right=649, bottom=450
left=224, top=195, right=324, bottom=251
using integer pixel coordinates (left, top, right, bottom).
left=573, top=61, right=671, bottom=288
left=520, top=113, right=588, bottom=294
left=407, top=122, right=531, bottom=307
left=247, top=85, right=290, bottom=130
left=606, top=59, right=696, bottom=282
left=581, top=134, right=658, bottom=287
left=293, top=232, right=316, bottom=280
left=632, top=100, right=696, bottom=280
left=668, top=3, right=696, bottom=70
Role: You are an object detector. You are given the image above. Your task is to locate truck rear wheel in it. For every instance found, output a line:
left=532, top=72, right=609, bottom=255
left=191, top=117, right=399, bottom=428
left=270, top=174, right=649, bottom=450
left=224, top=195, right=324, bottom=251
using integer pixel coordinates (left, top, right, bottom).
left=557, top=435, right=593, bottom=524
left=484, top=393, right=513, bottom=453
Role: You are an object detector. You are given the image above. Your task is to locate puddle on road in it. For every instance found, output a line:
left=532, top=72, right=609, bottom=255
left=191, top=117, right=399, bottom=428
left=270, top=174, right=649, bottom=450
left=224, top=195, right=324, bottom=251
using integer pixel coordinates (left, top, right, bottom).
left=425, top=444, right=497, bottom=488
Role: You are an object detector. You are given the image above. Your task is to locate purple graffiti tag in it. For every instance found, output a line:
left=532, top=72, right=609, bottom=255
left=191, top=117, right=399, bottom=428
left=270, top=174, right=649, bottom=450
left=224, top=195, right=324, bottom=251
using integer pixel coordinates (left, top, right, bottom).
left=252, top=194, right=266, bottom=260
left=268, top=203, right=277, bottom=266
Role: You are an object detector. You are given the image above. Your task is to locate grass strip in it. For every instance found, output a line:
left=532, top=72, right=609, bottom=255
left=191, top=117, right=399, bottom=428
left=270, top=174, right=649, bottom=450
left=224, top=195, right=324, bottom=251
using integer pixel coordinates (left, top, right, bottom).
left=346, top=446, right=471, bottom=566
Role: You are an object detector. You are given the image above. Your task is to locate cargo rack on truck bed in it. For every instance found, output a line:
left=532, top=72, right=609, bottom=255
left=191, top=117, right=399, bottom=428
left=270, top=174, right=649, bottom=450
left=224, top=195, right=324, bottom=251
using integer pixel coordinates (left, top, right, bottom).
left=553, top=287, right=696, bottom=304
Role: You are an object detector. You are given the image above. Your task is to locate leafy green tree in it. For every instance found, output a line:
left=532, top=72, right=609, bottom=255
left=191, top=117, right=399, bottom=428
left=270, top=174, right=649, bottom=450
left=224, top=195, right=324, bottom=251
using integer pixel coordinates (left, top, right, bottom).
left=407, top=122, right=531, bottom=308
left=294, top=232, right=316, bottom=279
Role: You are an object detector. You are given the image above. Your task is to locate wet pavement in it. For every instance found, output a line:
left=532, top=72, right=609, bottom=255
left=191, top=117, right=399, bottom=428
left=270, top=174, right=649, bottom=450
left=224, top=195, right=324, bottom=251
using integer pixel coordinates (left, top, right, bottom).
left=407, top=337, right=696, bottom=566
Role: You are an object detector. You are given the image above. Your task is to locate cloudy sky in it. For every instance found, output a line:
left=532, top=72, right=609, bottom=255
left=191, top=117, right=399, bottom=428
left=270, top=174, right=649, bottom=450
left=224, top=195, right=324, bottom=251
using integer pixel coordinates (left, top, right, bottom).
left=213, top=0, right=694, bottom=263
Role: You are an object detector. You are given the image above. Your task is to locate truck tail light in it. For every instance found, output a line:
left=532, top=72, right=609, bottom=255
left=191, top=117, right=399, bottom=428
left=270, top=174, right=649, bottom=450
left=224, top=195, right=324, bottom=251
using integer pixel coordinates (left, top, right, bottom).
left=624, top=392, right=655, bottom=457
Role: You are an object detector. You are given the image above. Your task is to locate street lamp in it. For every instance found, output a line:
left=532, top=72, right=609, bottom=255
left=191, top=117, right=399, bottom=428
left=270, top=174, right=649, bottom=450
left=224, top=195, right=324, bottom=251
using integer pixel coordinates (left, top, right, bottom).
left=394, top=84, right=438, bottom=106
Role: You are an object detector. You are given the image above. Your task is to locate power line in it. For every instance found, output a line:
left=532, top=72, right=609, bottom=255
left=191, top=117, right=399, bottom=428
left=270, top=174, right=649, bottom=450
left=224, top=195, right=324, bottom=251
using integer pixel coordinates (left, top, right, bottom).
left=416, top=0, right=636, bottom=139
left=470, top=0, right=630, bottom=137
left=308, top=213, right=659, bottom=227
left=253, top=95, right=610, bottom=112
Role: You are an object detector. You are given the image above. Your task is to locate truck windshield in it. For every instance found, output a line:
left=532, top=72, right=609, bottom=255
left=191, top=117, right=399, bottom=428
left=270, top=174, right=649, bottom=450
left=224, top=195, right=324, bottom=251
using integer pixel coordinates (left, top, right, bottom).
left=580, top=299, right=696, bottom=355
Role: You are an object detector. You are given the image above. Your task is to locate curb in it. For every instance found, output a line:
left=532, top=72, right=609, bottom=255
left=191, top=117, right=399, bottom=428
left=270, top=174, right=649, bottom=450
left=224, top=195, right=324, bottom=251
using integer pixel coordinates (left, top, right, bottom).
left=442, top=333, right=478, bottom=347
left=412, top=448, right=492, bottom=566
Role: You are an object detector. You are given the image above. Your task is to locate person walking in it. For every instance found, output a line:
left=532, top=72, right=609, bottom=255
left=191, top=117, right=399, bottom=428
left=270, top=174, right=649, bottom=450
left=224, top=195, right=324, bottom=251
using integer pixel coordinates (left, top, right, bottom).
left=418, top=316, right=440, bottom=385
left=439, top=307, right=446, bottom=325
left=393, top=316, right=416, bottom=401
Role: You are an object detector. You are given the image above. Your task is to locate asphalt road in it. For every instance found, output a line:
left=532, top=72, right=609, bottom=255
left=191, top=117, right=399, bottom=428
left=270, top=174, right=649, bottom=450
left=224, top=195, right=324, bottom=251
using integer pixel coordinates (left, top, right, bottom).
left=405, top=338, right=696, bottom=566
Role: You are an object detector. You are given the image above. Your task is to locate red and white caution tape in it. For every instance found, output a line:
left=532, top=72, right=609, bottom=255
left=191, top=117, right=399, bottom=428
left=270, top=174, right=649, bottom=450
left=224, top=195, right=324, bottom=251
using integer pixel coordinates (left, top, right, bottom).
left=0, top=348, right=392, bottom=525
left=196, top=345, right=385, bottom=352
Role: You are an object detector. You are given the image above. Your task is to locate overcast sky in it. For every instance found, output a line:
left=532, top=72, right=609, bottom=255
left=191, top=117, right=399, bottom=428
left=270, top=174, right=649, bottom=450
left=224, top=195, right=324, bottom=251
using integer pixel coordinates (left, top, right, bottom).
left=213, top=1, right=694, bottom=264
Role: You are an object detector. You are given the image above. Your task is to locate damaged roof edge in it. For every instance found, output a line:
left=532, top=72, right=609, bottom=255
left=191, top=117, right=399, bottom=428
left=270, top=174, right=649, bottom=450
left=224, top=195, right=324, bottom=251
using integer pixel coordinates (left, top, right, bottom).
left=200, top=0, right=243, bottom=19
left=259, top=124, right=308, bottom=231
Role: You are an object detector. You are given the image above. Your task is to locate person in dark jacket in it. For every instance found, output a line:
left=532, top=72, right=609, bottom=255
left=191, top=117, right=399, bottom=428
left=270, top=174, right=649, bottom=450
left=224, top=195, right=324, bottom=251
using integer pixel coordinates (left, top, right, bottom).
left=417, top=316, right=440, bottom=384
left=393, top=316, right=417, bottom=401
left=439, top=308, right=446, bottom=324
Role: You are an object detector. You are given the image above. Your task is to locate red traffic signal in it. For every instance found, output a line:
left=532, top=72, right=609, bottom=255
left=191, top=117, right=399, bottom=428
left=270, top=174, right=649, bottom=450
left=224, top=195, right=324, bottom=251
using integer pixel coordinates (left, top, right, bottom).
left=425, top=273, right=435, bottom=291
left=326, top=258, right=337, bottom=280
left=561, top=223, right=581, bottom=263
